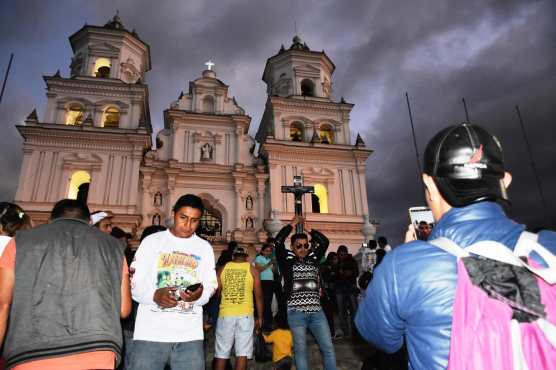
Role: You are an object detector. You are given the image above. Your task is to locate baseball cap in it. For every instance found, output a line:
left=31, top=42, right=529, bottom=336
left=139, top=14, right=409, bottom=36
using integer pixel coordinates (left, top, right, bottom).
left=90, top=210, right=115, bottom=225
left=423, top=123, right=507, bottom=207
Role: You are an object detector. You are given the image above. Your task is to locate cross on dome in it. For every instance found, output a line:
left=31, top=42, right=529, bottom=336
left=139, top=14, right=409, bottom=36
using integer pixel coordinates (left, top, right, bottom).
left=205, top=60, right=215, bottom=71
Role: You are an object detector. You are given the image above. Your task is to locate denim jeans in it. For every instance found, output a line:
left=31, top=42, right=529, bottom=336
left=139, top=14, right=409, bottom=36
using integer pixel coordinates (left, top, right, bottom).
left=287, top=309, right=337, bottom=370
left=122, top=330, right=134, bottom=370
left=129, top=340, right=204, bottom=370
left=336, top=286, right=358, bottom=336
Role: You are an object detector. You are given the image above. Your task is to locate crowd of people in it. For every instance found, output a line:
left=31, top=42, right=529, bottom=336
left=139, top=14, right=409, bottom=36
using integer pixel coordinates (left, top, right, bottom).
left=0, top=123, right=555, bottom=370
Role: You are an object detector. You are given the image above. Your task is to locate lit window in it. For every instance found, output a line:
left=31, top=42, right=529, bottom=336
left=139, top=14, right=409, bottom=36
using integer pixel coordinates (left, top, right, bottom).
left=66, top=104, right=84, bottom=125
left=320, top=125, right=334, bottom=144
left=68, top=170, right=91, bottom=202
left=93, top=58, right=111, bottom=78
left=102, top=107, right=120, bottom=127
left=290, top=122, right=304, bottom=142
left=313, top=183, right=329, bottom=213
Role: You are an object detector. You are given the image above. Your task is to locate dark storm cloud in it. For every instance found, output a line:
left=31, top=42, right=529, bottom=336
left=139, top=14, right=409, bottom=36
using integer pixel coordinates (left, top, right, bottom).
left=1, top=0, right=554, bottom=243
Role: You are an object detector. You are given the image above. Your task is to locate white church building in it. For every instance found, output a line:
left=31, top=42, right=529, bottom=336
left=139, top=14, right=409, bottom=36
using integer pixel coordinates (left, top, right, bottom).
left=13, top=14, right=376, bottom=255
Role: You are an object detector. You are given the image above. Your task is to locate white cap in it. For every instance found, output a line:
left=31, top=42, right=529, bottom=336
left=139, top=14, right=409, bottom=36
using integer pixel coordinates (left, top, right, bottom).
left=90, top=211, right=114, bottom=225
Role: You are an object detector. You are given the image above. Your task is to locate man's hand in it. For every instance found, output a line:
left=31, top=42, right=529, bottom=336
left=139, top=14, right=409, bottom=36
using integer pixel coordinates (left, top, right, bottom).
left=153, top=287, right=178, bottom=308
left=255, top=318, right=262, bottom=333
left=179, top=285, right=204, bottom=302
left=291, top=215, right=305, bottom=229
left=404, top=224, right=417, bottom=243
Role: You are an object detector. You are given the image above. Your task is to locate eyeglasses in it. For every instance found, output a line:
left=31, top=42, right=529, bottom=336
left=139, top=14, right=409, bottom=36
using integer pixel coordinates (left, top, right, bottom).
left=295, top=243, right=310, bottom=250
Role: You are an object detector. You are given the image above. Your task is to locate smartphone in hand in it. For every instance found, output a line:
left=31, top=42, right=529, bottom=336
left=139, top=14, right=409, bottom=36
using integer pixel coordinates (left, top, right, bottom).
left=409, top=206, right=435, bottom=241
left=186, top=283, right=202, bottom=292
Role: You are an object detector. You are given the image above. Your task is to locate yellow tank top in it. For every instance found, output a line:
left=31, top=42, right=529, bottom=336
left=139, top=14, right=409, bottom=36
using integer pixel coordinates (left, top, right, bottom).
left=219, top=261, right=254, bottom=317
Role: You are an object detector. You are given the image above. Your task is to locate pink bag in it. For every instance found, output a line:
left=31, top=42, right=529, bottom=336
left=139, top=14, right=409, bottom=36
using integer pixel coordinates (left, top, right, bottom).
left=431, top=232, right=556, bottom=370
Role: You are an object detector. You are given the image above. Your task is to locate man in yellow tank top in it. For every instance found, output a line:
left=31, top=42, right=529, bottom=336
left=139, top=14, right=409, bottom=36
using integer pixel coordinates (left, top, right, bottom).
left=214, top=246, right=263, bottom=370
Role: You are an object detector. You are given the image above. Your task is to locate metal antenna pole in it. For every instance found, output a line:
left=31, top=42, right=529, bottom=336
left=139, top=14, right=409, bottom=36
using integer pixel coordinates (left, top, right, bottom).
left=405, top=92, right=427, bottom=201
left=462, top=97, right=470, bottom=122
left=0, top=53, right=14, bottom=107
left=515, top=105, right=549, bottom=227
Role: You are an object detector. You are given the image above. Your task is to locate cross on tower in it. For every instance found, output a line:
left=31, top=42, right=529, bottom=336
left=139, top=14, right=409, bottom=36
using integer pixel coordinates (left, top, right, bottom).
left=205, top=60, right=215, bottom=71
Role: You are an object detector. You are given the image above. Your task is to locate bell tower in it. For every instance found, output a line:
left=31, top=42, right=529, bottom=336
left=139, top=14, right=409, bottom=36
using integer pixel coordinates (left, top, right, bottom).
left=14, top=13, right=152, bottom=231
left=257, top=36, right=374, bottom=250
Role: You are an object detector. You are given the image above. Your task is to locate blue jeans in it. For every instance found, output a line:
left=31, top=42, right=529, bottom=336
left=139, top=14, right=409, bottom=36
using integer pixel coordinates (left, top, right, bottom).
left=122, top=330, right=134, bottom=370
left=129, top=340, right=204, bottom=370
left=287, top=309, right=337, bottom=370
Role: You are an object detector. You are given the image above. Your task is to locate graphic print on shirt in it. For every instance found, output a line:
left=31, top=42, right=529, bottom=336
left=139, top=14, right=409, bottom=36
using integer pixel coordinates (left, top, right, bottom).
left=221, top=268, right=248, bottom=305
left=155, top=251, right=201, bottom=313
left=288, top=263, right=321, bottom=312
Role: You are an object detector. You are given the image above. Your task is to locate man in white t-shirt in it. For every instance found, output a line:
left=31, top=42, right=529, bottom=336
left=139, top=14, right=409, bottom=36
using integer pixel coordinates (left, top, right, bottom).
left=129, top=194, right=217, bottom=370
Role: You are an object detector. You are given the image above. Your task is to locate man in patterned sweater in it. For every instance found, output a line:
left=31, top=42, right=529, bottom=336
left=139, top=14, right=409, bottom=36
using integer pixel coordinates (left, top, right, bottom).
left=275, top=216, right=337, bottom=370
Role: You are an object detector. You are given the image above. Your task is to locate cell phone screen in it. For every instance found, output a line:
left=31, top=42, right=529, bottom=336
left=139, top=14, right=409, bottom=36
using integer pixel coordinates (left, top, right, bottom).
left=409, top=206, right=435, bottom=240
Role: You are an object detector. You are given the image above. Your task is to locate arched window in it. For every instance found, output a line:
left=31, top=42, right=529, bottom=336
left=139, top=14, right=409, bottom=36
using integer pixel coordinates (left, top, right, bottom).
left=68, top=170, right=91, bottom=202
left=290, top=122, right=304, bottom=142
left=152, top=213, right=161, bottom=226
left=313, top=183, right=329, bottom=213
left=65, top=104, right=85, bottom=125
left=203, top=96, right=215, bottom=113
left=300, top=79, right=315, bottom=97
left=102, top=106, right=120, bottom=127
left=320, top=125, right=334, bottom=144
left=199, top=208, right=222, bottom=238
left=93, top=58, right=111, bottom=78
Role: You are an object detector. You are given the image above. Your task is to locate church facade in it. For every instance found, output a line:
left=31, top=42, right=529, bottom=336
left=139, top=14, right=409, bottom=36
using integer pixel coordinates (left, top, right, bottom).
left=13, top=15, right=375, bottom=255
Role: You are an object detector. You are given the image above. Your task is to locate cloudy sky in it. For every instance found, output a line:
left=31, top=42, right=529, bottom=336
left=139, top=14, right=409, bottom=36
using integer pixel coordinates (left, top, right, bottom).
left=1, top=0, right=554, bottom=244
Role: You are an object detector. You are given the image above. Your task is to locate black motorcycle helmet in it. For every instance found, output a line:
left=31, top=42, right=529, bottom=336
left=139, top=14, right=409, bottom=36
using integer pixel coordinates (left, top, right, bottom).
left=423, top=123, right=508, bottom=207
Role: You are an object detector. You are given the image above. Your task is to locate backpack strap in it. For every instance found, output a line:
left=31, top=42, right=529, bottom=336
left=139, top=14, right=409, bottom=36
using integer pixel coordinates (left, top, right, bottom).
left=513, top=231, right=556, bottom=284
left=432, top=232, right=556, bottom=284
left=429, top=238, right=470, bottom=258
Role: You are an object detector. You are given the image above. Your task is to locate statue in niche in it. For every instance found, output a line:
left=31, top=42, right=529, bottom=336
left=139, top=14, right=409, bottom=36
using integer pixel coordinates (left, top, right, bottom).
left=153, top=191, right=163, bottom=207
left=246, top=217, right=254, bottom=230
left=322, top=77, right=332, bottom=97
left=152, top=213, right=161, bottom=226
left=201, top=143, right=213, bottom=161
left=245, top=195, right=253, bottom=210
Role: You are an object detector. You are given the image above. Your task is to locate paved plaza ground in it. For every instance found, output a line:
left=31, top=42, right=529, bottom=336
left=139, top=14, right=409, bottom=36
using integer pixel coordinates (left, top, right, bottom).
left=203, top=330, right=373, bottom=370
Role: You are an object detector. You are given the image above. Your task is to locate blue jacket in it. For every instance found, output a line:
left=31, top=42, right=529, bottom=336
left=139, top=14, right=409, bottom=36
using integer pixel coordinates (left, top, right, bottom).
left=354, top=202, right=556, bottom=370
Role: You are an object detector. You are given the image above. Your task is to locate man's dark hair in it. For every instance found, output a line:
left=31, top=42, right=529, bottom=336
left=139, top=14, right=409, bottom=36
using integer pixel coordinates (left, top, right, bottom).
left=51, top=199, right=90, bottom=221
left=173, top=194, right=205, bottom=213
left=326, top=251, right=337, bottom=264
left=337, top=245, right=348, bottom=254
left=368, top=240, right=378, bottom=249
left=260, top=243, right=273, bottom=253
left=140, top=225, right=167, bottom=242
left=291, top=233, right=308, bottom=245
left=377, top=237, right=387, bottom=247
left=227, top=240, right=238, bottom=251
